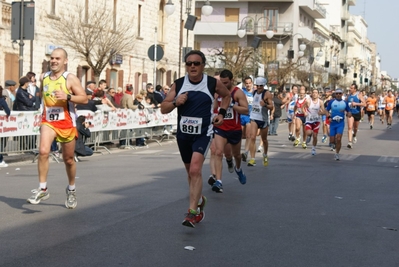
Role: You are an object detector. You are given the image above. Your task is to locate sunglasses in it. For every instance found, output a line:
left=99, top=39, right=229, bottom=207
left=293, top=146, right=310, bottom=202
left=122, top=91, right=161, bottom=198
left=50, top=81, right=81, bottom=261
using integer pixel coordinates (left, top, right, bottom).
left=185, top=61, right=202, bottom=66
left=109, top=91, right=115, bottom=94
left=336, top=93, right=343, bottom=95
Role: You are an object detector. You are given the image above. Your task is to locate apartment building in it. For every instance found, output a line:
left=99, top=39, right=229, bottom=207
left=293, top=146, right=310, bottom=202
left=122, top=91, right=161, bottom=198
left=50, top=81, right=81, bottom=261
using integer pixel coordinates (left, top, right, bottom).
left=0, top=0, right=183, bottom=92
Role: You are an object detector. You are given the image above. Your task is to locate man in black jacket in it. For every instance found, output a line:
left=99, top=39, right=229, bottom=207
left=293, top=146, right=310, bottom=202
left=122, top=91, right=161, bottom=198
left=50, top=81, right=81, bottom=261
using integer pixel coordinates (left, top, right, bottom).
left=14, top=76, right=36, bottom=111
left=75, top=115, right=93, bottom=157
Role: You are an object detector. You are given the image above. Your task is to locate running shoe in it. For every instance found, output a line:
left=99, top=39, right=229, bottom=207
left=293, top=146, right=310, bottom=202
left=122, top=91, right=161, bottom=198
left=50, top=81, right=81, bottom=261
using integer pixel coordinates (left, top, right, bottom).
left=182, top=210, right=197, bottom=228
left=65, top=187, right=77, bottom=209
left=257, top=145, right=263, bottom=153
left=347, top=142, right=352, bottom=149
left=241, top=152, right=247, bottom=162
left=329, top=143, right=336, bottom=152
left=263, top=155, right=268, bottom=167
left=208, top=174, right=216, bottom=186
left=353, top=136, right=357, bottom=144
left=289, top=135, right=296, bottom=142
left=293, top=139, right=300, bottom=147
left=306, top=136, right=311, bottom=145
left=321, top=135, right=327, bottom=143
left=234, top=167, right=246, bottom=184
left=288, top=134, right=293, bottom=141
left=334, top=153, right=340, bottom=161
left=0, top=161, right=8, bottom=167
left=370, top=125, right=373, bottom=129
left=247, top=159, right=256, bottom=167
left=196, top=196, right=207, bottom=223
left=311, top=148, right=316, bottom=156
left=27, top=188, right=50, bottom=204
left=212, top=180, right=223, bottom=193
left=302, top=142, right=307, bottom=149
left=226, top=158, right=234, bottom=173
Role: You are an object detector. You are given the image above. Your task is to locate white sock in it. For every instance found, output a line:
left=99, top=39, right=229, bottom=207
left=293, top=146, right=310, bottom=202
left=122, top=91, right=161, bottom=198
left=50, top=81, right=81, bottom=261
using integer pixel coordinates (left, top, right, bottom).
left=198, top=197, right=203, bottom=206
left=68, top=184, right=76, bottom=191
left=40, top=182, right=47, bottom=189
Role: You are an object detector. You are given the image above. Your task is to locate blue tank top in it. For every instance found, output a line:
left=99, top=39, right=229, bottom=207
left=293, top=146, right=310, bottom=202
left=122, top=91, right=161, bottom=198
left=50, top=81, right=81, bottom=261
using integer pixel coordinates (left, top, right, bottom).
left=346, top=92, right=361, bottom=114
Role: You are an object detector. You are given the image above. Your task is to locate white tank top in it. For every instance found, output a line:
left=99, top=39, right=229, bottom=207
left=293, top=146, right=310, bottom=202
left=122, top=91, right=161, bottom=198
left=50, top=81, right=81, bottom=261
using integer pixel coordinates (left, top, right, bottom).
left=306, top=99, right=321, bottom=123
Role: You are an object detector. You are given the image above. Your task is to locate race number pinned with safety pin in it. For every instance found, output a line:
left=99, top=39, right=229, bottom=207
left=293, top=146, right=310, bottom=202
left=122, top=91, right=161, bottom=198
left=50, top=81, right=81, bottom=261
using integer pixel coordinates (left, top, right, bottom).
left=46, top=107, right=65, bottom=121
left=180, top=116, right=202, bottom=134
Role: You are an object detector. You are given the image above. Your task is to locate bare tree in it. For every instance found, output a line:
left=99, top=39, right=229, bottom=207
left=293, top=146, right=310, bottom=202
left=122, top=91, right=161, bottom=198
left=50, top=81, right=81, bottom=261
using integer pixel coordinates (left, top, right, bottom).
left=50, top=2, right=136, bottom=81
left=207, top=46, right=255, bottom=81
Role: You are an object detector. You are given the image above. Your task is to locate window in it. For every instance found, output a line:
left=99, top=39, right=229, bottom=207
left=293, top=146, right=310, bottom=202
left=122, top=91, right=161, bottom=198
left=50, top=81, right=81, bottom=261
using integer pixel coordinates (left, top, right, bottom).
left=110, top=69, right=118, bottom=89
left=260, top=42, right=277, bottom=62
left=195, top=8, right=201, bottom=21
left=113, top=0, right=117, bottom=31
left=194, top=41, right=201, bottom=50
left=138, top=5, right=142, bottom=37
left=50, top=0, right=56, bottom=15
left=224, top=42, right=238, bottom=58
left=262, top=8, right=279, bottom=32
left=225, top=8, right=239, bottom=22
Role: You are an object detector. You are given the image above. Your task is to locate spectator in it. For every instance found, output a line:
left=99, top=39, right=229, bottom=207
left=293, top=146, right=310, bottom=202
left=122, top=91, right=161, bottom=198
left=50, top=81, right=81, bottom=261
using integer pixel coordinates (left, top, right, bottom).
left=75, top=115, right=93, bottom=157
left=0, top=86, right=11, bottom=167
left=114, top=87, right=123, bottom=106
left=86, top=81, right=96, bottom=95
left=76, top=89, right=98, bottom=112
left=26, top=71, right=41, bottom=110
left=93, top=85, right=116, bottom=111
left=120, top=84, right=138, bottom=110
left=14, top=76, right=36, bottom=111
left=269, top=91, right=288, bottom=135
left=3, top=80, right=17, bottom=110
left=154, top=84, right=164, bottom=104
left=105, top=87, right=119, bottom=108
left=133, top=94, right=145, bottom=109
left=160, top=85, right=170, bottom=100
left=145, top=83, right=160, bottom=107
left=92, top=79, right=107, bottom=100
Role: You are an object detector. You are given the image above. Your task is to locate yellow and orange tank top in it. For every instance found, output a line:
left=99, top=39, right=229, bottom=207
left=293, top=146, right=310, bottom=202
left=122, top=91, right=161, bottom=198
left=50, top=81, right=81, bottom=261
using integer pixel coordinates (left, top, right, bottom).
left=41, top=71, right=76, bottom=129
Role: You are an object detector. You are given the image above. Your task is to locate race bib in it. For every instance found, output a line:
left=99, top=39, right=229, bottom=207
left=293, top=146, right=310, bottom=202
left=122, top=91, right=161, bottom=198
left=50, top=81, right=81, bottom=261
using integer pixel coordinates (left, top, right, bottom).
left=387, top=103, right=393, bottom=108
left=252, top=104, right=261, bottom=114
left=224, top=107, right=234, bottom=120
left=247, top=96, right=253, bottom=106
left=180, top=116, right=202, bottom=134
left=368, top=104, right=375, bottom=110
left=46, top=106, right=65, bottom=121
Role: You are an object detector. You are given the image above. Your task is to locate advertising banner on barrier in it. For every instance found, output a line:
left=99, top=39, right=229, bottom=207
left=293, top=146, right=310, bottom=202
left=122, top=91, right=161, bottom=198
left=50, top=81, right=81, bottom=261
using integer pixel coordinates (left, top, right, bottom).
left=0, top=108, right=177, bottom=138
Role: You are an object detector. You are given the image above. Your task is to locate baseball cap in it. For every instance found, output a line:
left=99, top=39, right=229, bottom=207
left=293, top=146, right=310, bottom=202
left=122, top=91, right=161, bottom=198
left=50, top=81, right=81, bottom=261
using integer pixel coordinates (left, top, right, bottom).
left=335, top=88, right=343, bottom=93
left=255, top=77, right=266, bottom=86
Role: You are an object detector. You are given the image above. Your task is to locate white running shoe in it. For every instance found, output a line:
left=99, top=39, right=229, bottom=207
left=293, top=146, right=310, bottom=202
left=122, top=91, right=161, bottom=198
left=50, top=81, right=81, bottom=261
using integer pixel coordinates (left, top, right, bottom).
left=311, top=148, right=316, bottom=156
left=0, top=161, right=8, bottom=167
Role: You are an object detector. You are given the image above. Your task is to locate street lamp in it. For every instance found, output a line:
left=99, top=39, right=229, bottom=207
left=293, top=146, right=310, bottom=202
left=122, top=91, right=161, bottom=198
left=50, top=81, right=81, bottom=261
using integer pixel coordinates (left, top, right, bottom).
left=201, top=0, right=213, bottom=16
left=164, top=0, right=175, bottom=16
left=237, top=15, right=275, bottom=40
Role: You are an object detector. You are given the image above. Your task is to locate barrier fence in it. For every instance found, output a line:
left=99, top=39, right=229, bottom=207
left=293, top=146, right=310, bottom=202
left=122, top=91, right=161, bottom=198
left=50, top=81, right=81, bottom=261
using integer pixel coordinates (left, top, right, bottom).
left=0, top=108, right=178, bottom=158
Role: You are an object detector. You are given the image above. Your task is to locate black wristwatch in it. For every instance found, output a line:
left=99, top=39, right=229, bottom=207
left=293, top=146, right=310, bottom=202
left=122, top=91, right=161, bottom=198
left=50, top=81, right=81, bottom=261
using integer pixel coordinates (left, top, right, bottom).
left=172, top=99, right=177, bottom=107
left=67, top=94, right=72, bottom=101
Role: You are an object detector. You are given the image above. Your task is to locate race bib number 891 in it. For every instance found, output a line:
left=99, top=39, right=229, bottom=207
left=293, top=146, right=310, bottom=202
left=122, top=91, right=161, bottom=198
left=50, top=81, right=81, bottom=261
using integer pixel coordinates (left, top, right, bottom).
left=180, top=116, right=202, bottom=134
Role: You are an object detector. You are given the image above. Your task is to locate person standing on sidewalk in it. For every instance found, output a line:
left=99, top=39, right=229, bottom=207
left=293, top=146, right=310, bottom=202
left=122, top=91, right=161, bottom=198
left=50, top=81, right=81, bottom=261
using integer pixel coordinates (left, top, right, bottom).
left=269, top=90, right=289, bottom=135
left=208, top=69, right=249, bottom=193
left=160, top=50, right=230, bottom=228
left=26, top=48, right=87, bottom=209
left=0, top=86, right=11, bottom=167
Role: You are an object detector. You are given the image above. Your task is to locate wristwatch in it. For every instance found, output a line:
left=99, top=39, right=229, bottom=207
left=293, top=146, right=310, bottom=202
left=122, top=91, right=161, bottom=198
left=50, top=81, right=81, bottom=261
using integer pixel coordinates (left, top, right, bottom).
left=172, top=99, right=177, bottom=107
left=67, top=94, right=72, bottom=101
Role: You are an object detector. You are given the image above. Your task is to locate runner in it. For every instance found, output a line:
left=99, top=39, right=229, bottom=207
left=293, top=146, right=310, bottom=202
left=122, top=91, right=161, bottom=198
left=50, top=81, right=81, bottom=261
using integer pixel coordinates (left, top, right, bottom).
left=326, top=88, right=352, bottom=161
left=27, top=48, right=87, bottom=209
left=303, top=89, right=327, bottom=155
left=286, top=85, right=298, bottom=142
left=247, top=77, right=273, bottom=167
left=365, top=91, right=377, bottom=129
left=383, top=90, right=396, bottom=129
left=160, top=50, right=230, bottom=228
left=208, top=69, right=249, bottom=193
left=377, top=92, right=385, bottom=124
left=293, top=86, right=308, bottom=149
left=346, top=84, right=365, bottom=149
left=240, top=76, right=254, bottom=162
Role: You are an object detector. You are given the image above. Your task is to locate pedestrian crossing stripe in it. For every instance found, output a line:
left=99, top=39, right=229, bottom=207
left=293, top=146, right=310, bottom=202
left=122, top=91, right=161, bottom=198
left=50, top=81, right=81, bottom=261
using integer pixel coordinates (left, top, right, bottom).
left=289, top=153, right=361, bottom=161
left=377, top=156, right=399, bottom=163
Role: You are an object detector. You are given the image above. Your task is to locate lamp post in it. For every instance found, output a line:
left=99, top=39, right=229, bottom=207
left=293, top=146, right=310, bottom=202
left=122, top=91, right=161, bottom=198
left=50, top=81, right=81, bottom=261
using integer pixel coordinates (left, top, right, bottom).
left=237, top=15, right=274, bottom=78
left=284, top=33, right=307, bottom=90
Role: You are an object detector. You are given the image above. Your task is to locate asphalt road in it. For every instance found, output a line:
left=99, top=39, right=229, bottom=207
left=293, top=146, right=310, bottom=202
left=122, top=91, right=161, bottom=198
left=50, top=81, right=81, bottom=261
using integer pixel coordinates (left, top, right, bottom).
left=0, top=118, right=398, bottom=267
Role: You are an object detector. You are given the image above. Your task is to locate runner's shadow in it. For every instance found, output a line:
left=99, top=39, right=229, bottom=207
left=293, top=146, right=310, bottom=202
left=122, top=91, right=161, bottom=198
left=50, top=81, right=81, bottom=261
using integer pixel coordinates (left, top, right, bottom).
left=0, top=196, right=63, bottom=214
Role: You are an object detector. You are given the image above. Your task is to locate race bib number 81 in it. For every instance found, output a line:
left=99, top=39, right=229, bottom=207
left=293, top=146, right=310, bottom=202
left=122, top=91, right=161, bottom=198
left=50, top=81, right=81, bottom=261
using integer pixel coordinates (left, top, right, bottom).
left=180, top=116, right=202, bottom=134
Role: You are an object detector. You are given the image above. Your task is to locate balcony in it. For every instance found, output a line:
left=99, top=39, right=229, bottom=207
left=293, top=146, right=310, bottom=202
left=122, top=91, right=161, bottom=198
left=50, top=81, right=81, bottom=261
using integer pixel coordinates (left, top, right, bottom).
left=348, top=0, right=356, bottom=6
left=299, top=0, right=326, bottom=19
left=342, top=9, right=349, bottom=20
left=347, top=15, right=354, bottom=26
left=194, top=22, right=238, bottom=36
left=297, top=26, right=314, bottom=44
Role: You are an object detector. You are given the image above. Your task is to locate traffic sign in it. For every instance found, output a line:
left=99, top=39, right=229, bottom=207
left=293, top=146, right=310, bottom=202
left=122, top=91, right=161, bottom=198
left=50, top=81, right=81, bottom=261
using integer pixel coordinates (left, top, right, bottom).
left=148, top=45, right=164, bottom=61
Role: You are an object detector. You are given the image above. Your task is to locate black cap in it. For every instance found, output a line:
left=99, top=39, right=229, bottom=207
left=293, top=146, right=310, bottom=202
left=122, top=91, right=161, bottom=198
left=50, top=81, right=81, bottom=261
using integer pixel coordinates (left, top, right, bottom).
left=5, top=80, right=16, bottom=87
left=86, top=81, right=96, bottom=86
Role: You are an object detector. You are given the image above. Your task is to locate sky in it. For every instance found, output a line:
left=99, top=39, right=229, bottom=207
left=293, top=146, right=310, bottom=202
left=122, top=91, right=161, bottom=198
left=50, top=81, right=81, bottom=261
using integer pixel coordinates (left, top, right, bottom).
left=349, top=0, right=399, bottom=79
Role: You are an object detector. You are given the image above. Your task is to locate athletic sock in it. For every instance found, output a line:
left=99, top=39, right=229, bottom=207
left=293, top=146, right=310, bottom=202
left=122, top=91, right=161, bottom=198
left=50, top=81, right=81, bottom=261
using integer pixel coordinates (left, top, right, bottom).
left=40, top=183, right=47, bottom=190
left=68, top=184, right=76, bottom=191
